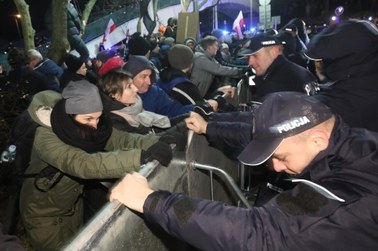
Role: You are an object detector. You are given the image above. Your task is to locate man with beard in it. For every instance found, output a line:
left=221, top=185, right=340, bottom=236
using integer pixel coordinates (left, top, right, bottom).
left=19, top=80, right=173, bottom=251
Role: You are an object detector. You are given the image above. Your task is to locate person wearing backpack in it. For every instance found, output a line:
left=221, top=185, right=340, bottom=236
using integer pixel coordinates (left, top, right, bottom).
left=156, top=44, right=235, bottom=112
left=19, top=80, right=174, bottom=251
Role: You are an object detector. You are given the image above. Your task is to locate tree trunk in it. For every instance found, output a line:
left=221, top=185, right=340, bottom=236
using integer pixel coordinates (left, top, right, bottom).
left=181, top=0, right=191, bottom=12
left=47, top=0, right=70, bottom=65
left=81, top=0, right=98, bottom=34
left=13, top=0, right=35, bottom=50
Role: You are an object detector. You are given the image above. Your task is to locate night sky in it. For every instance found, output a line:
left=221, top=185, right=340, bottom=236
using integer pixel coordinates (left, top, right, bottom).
left=0, top=0, right=51, bottom=46
left=0, top=0, right=377, bottom=48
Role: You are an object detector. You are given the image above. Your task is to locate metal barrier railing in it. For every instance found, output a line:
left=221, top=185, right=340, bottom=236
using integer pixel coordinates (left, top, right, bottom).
left=62, top=160, right=160, bottom=251
left=63, top=132, right=252, bottom=250
left=190, top=161, right=251, bottom=209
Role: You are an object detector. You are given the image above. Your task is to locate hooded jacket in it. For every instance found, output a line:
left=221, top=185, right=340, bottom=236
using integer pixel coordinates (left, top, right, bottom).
left=19, top=90, right=158, bottom=250
left=306, top=20, right=378, bottom=132
left=141, top=116, right=378, bottom=250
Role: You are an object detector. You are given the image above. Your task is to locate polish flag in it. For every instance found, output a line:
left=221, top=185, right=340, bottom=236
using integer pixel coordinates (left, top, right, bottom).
left=233, top=11, right=245, bottom=39
left=102, top=18, right=117, bottom=44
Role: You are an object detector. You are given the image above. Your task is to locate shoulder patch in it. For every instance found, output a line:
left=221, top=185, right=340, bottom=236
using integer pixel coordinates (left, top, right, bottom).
left=276, top=183, right=328, bottom=215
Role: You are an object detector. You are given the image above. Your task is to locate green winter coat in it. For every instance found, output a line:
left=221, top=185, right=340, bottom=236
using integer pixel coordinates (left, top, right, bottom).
left=19, top=90, right=159, bottom=251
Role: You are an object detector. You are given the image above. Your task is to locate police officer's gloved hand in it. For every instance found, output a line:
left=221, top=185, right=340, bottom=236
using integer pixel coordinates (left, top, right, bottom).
left=212, top=94, right=227, bottom=110
left=140, top=141, right=173, bottom=166
left=169, top=113, right=190, bottom=127
left=193, top=102, right=214, bottom=121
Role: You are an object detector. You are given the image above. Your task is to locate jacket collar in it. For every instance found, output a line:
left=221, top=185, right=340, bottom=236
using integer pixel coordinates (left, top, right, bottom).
left=262, top=55, right=287, bottom=81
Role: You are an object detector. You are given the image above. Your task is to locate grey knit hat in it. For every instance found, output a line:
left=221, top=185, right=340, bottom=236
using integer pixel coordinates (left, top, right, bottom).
left=168, top=44, right=194, bottom=70
left=123, top=55, right=154, bottom=78
left=62, top=80, right=103, bottom=114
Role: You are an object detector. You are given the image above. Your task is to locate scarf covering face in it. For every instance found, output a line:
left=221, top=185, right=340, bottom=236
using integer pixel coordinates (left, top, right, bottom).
left=107, top=95, right=171, bottom=129
left=50, top=99, right=112, bottom=153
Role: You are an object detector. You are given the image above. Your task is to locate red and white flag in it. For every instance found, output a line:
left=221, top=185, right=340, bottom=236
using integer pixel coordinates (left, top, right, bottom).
left=102, top=18, right=117, bottom=48
left=233, top=11, right=245, bottom=39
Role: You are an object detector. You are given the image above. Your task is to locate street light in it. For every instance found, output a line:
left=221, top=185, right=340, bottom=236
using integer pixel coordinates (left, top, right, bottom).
left=14, top=14, right=22, bottom=40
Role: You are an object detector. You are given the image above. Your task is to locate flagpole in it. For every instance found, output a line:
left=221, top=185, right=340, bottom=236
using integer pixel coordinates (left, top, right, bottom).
left=250, top=0, right=253, bottom=28
left=214, top=1, right=218, bottom=29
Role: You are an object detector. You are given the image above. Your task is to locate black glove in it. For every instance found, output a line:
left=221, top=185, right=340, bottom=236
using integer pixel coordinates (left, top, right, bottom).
left=158, top=122, right=188, bottom=151
left=193, top=102, right=214, bottom=121
left=169, top=113, right=190, bottom=127
left=140, top=141, right=173, bottom=166
left=212, top=94, right=227, bottom=110
left=158, top=134, right=177, bottom=145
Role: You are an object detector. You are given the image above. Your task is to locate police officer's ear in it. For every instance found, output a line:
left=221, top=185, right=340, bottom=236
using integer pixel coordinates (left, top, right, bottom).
left=309, top=130, right=329, bottom=151
left=267, top=45, right=282, bottom=57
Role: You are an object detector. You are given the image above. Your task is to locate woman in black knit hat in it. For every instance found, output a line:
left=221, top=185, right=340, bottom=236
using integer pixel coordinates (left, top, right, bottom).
left=59, top=53, right=98, bottom=91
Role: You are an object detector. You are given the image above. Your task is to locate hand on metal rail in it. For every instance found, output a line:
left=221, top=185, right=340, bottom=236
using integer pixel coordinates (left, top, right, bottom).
left=110, top=172, right=154, bottom=213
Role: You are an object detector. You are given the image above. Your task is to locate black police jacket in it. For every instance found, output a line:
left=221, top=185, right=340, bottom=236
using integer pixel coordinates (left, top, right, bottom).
left=142, top=116, right=378, bottom=250
left=253, top=55, right=317, bottom=101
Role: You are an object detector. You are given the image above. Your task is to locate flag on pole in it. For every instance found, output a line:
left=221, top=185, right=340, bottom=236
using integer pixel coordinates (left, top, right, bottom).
left=140, top=0, right=156, bottom=35
left=102, top=18, right=117, bottom=43
left=233, top=11, right=245, bottom=39
left=102, top=18, right=117, bottom=49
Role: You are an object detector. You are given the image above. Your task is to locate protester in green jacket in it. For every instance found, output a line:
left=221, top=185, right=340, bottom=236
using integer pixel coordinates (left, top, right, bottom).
left=19, top=80, right=173, bottom=251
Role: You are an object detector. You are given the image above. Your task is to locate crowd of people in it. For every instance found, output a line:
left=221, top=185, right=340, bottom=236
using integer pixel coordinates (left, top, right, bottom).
left=1, top=13, right=378, bottom=251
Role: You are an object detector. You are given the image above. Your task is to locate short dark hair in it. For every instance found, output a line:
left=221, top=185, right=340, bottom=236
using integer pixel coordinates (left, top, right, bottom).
left=167, top=17, right=177, bottom=26
left=200, top=36, right=218, bottom=50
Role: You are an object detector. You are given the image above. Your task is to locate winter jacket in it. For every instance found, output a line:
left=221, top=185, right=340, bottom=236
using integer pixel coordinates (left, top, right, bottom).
left=45, top=2, right=89, bottom=60
left=141, top=116, right=378, bottom=250
left=203, top=55, right=317, bottom=153
left=19, top=90, right=159, bottom=251
left=100, top=91, right=170, bottom=135
left=139, top=84, right=193, bottom=118
left=206, top=111, right=254, bottom=149
left=45, top=2, right=82, bottom=37
left=33, top=59, right=63, bottom=91
left=191, top=47, right=243, bottom=98
left=8, top=65, right=55, bottom=95
left=67, top=2, right=82, bottom=37
left=59, top=68, right=98, bottom=91
left=252, top=55, right=317, bottom=101
left=307, top=20, right=378, bottom=132
left=157, top=75, right=204, bottom=105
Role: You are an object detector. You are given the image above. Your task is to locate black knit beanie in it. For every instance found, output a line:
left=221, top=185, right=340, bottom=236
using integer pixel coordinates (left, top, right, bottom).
left=128, top=36, right=151, bottom=56
left=65, top=54, right=85, bottom=72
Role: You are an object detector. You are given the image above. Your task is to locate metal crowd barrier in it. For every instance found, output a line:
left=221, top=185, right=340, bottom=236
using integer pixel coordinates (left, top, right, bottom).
left=63, top=132, right=248, bottom=251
